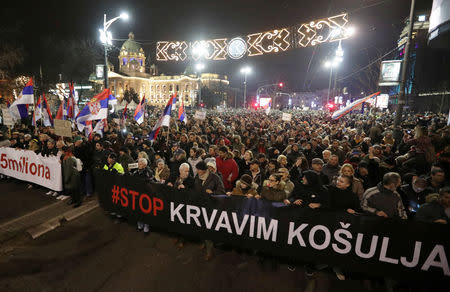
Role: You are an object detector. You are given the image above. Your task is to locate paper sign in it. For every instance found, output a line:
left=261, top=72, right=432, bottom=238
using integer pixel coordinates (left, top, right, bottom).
left=282, top=113, right=292, bottom=122
left=128, top=163, right=138, bottom=170
left=194, top=110, right=206, bottom=120
left=2, top=109, right=14, bottom=126
left=54, top=119, right=73, bottom=137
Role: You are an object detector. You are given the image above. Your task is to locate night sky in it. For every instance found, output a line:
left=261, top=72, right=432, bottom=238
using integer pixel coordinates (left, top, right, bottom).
left=2, top=0, right=431, bottom=94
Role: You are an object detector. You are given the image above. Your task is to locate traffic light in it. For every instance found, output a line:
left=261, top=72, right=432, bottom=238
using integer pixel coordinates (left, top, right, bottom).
left=200, top=103, right=204, bottom=107
left=278, top=82, right=284, bottom=88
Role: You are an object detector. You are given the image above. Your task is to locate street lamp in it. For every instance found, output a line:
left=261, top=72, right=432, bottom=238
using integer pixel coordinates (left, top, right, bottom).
left=195, top=63, right=205, bottom=107
left=100, top=12, right=129, bottom=90
left=324, top=41, right=344, bottom=104
left=240, top=66, right=251, bottom=108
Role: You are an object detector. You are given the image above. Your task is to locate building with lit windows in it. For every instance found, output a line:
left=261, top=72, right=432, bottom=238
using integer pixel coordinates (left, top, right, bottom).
left=94, top=32, right=229, bottom=107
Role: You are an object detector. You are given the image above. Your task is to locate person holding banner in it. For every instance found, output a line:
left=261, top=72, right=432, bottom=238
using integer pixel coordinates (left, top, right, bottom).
left=195, top=161, right=225, bottom=261
left=62, top=146, right=81, bottom=208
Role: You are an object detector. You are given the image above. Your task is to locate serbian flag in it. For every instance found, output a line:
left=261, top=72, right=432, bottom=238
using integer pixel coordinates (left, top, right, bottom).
left=32, top=96, right=42, bottom=127
left=9, top=78, right=34, bottom=120
left=331, top=92, right=380, bottom=120
left=75, top=89, right=116, bottom=131
left=93, top=119, right=107, bottom=138
left=178, top=96, right=187, bottom=124
left=134, top=96, right=146, bottom=124
left=55, top=99, right=66, bottom=120
left=149, top=93, right=177, bottom=141
left=67, top=82, right=76, bottom=119
left=41, top=94, right=53, bottom=126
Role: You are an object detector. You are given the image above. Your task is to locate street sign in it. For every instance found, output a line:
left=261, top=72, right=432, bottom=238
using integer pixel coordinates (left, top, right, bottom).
left=378, top=60, right=402, bottom=86
left=54, top=119, right=72, bottom=137
left=2, top=108, right=14, bottom=126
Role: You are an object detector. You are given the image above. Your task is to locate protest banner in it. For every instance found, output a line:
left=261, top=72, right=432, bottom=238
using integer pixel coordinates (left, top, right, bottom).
left=194, top=110, right=206, bottom=120
left=95, top=171, right=450, bottom=281
left=54, top=119, right=73, bottom=137
left=0, top=148, right=62, bottom=191
left=282, top=113, right=292, bottom=121
left=2, top=108, right=14, bottom=126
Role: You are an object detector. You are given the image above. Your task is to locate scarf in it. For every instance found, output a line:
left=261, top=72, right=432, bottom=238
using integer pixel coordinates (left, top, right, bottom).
left=199, top=170, right=210, bottom=186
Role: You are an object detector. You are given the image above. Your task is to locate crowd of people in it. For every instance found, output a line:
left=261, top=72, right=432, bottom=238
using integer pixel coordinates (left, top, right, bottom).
left=1, top=108, right=449, bottom=262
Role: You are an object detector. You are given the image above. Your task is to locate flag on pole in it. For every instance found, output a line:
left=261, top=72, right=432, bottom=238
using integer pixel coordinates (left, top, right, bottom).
left=9, top=78, right=34, bottom=120
left=41, top=94, right=53, bottom=126
left=331, top=92, right=380, bottom=120
left=149, top=93, right=177, bottom=141
left=55, top=98, right=66, bottom=120
left=32, top=96, right=42, bottom=127
left=75, top=89, right=116, bottom=131
left=67, top=82, right=76, bottom=119
left=134, top=96, right=147, bottom=124
left=178, top=94, right=187, bottom=124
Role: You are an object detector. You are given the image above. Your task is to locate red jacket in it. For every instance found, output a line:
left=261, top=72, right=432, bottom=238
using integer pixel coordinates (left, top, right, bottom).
left=216, top=155, right=239, bottom=190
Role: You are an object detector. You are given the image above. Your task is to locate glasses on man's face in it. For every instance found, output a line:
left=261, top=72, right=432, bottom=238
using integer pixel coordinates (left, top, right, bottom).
left=269, top=179, right=277, bottom=182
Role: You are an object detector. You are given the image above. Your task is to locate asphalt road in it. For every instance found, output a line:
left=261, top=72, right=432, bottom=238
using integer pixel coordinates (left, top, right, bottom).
left=0, top=179, right=56, bottom=224
left=0, top=208, right=377, bottom=292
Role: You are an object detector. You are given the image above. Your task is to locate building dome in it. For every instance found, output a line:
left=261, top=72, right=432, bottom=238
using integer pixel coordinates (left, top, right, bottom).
left=118, top=32, right=146, bottom=76
left=120, top=32, right=143, bottom=54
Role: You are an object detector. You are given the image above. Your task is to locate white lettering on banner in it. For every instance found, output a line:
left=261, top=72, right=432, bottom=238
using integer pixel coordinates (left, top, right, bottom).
left=170, top=203, right=278, bottom=241
left=0, top=148, right=62, bottom=191
left=421, top=245, right=450, bottom=276
left=285, top=222, right=449, bottom=276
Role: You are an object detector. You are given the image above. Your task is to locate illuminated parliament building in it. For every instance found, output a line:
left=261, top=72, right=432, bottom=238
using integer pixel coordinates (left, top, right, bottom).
left=99, top=32, right=229, bottom=107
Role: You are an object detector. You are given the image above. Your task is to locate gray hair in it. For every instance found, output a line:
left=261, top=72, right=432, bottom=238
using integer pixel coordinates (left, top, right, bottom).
left=138, top=158, right=148, bottom=166
left=179, top=162, right=190, bottom=172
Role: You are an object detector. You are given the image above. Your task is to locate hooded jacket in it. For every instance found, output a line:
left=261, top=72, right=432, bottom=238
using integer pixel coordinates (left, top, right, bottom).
left=231, top=180, right=259, bottom=197
left=289, top=170, right=329, bottom=207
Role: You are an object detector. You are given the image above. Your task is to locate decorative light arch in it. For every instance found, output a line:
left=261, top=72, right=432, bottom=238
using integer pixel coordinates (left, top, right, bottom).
left=156, top=13, right=351, bottom=61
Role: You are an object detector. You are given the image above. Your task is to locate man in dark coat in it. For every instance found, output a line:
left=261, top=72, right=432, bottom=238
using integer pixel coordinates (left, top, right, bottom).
left=416, top=187, right=450, bottom=224
left=194, top=161, right=225, bottom=195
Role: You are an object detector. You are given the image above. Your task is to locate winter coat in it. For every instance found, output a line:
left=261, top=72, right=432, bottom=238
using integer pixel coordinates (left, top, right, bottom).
left=289, top=171, right=329, bottom=207
left=62, top=156, right=80, bottom=191
left=231, top=180, right=259, bottom=197
left=260, top=180, right=286, bottom=202
left=154, top=165, right=171, bottom=182
left=416, top=200, right=449, bottom=224
left=282, top=179, right=295, bottom=198
left=361, top=183, right=408, bottom=219
left=216, top=154, right=239, bottom=190
left=322, top=163, right=340, bottom=183
left=131, top=167, right=154, bottom=183
left=173, top=175, right=195, bottom=190
left=328, top=185, right=360, bottom=212
left=194, top=171, right=226, bottom=195
left=118, top=153, right=134, bottom=174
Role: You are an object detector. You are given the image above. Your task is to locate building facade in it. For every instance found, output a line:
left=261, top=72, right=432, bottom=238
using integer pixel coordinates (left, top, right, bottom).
left=104, top=32, right=229, bottom=107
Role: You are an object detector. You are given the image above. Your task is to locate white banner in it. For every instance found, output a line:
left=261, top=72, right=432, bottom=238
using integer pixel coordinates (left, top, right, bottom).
left=0, top=148, right=63, bottom=191
left=282, top=113, right=292, bottom=121
left=194, top=110, right=206, bottom=120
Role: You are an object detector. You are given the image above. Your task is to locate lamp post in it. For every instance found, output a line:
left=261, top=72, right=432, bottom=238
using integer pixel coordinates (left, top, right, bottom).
left=393, top=0, right=416, bottom=141
left=195, top=63, right=205, bottom=107
left=324, top=41, right=344, bottom=104
left=240, top=66, right=251, bottom=108
left=99, top=12, right=129, bottom=90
